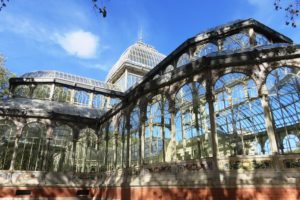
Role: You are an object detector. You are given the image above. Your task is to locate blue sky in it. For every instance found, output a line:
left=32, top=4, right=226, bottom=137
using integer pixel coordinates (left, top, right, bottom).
left=0, top=0, right=299, bottom=81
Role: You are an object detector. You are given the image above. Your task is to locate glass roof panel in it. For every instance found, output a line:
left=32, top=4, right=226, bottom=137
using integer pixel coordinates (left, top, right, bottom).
left=21, top=70, right=121, bottom=92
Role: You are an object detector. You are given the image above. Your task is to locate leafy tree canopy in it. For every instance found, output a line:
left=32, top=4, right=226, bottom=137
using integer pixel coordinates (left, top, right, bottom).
left=0, top=55, right=14, bottom=99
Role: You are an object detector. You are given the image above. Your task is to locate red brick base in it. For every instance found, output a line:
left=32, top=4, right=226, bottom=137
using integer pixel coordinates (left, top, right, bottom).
left=1, top=186, right=300, bottom=199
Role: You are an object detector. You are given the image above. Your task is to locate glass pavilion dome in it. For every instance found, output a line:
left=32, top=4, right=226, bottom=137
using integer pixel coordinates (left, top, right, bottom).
left=106, top=41, right=166, bottom=91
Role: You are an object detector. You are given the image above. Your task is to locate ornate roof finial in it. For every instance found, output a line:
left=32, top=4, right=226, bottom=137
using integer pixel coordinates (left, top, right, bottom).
left=138, top=28, right=144, bottom=43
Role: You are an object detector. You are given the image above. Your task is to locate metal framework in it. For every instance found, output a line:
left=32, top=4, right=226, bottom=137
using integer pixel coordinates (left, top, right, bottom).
left=0, top=19, right=300, bottom=193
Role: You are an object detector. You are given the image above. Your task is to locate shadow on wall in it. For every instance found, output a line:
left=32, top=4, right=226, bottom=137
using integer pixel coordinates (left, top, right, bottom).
left=93, top=155, right=300, bottom=200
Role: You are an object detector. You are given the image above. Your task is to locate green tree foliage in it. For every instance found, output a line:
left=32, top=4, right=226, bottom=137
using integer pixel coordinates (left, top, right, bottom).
left=0, top=55, right=14, bottom=99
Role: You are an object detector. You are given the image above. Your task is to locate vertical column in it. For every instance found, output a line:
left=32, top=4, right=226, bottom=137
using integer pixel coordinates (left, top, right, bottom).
left=161, top=95, right=166, bottom=163
left=120, top=117, right=126, bottom=169
left=104, top=123, right=109, bottom=170
left=169, top=100, right=177, bottom=162
left=72, top=139, right=77, bottom=172
left=72, top=129, right=79, bottom=173
left=217, top=39, right=223, bottom=51
left=112, top=116, right=118, bottom=169
left=114, top=131, right=119, bottom=168
left=260, top=87, right=278, bottom=154
left=29, top=84, right=34, bottom=98
left=9, top=126, right=22, bottom=171
left=42, top=126, right=53, bottom=171
left=89, top=93, right=94, bottom=108
left=106, top=96, right=111, bottom=109
left=139, top=107, right=147, bottom=166
left=49, top=84, right=55, bottom=101
left=248, top=28, right=257, bottom=46
left=191, top=82, right=202, bottom=159
left=124, top=69, right=128, bottom=91
left=125, top=113, right=131, bottom=168
left=70, top=89, right=75, bottom=104
left=206, top=83, right=219, bottom=170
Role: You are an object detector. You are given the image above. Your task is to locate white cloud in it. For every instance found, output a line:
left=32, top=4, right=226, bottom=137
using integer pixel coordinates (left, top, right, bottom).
left=56, top=30, right=99, bottom=59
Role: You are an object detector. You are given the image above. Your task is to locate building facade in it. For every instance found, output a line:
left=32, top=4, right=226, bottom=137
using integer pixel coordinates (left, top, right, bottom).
left=0, top=19, right=300, bottom=199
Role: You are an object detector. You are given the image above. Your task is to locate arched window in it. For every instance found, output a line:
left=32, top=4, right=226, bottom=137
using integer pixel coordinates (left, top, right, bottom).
left=264, top=139, right=271, bottom=155
left=177, top=53, right=190, bottom=67
left=248, top=141, right=263, bottom=155
left=164, top=65, right=174, bottom=74
left=0, top=120, right=16, bottom=170
left=145, top=94, right=170, bottom=163
left=282, top=134, right=300, bottom=153
left=175, top=82, right=211, bottom=161
left=49, top=125, right=73, bottom=172
left=14, top=85, right=30, bottom=98
left=223, top=33, right=250, bottom=51
left=214, top=73, right=266, bottom=156
left=266, top=67, right=300, bottom=154
left=15, top=122, right=47, bottom=171
left=197, top=43, right=218, bottom=57
left=74, top=90, right=90, bottom=107
left=53, top=86, right=71, bottom=103
left=256, top=142, right=263, bottom=155
left=32, top=84, right=51, bottom=100
left=130, top=107, right=140, bottom=166
left=76, top=128, right=98, bottom=172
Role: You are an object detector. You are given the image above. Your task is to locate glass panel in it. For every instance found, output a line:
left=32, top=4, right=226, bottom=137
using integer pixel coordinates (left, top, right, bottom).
left=48, top=125, right=73, bottom=172
left=264, top=139, right=271, bottom=155
left=177, top=53, right=190, bottom=67
left=256, top=33, right=270, bottom=46
left=106, top=123, right=115, bottom=170
left=75, top=128, right=99, bottom=172
left=223, top=33, right=250, bottom=51
left=74, top=90, right=90, bottom=107
left=110, top=98, right=121, bottom=108
left=145, top=94, right=170, bottom=163
left=282, top=134, right=300, bottom=153
left=266, top=67, right=300, bottom=154
left=214, top=73, right=266, bottom=156
left=32, top=84, right=51, bottom=100
left=127, top=73, right=142, bottom=90
left=14, top=85, right=30, bottom=98
left=15, top=122, right=47, bottom=171
left=53, top=86, right=72, bottom=103
left=92, top=94, right=104, bottom=109
left=0, top=120, right=16, bottom=170
left=117, top=116, right=125, bottom=167
left=197, top=43, right=218, bottom=57
left=98, top=126, right=106, bottom=171
left=130, top=107, right=140, bottom=166
left=175, top=82, right=211, bottom=161
left=115, top=73, right=126, bottom=91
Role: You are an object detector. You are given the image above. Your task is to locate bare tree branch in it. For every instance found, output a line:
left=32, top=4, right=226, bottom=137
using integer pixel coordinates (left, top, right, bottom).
left=274, top=0, right=300, bottom=27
